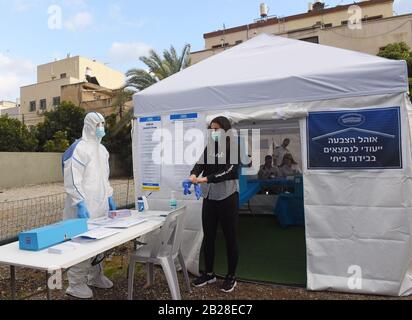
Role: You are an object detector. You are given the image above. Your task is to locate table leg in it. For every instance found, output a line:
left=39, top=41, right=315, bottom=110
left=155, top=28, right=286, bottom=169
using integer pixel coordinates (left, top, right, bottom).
left=46, top=271, right=51, bottom=300
left=10, top=266, right=16, bottom=300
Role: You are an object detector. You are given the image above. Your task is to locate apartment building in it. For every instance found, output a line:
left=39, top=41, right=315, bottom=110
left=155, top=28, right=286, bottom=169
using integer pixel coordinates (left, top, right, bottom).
left=191, top=0, right=412, bottom=64
left=20, top=55, right=125, bottom=125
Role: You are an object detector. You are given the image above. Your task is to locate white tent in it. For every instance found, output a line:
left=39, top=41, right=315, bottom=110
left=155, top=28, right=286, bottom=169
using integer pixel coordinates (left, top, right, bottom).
left=132, top=34, right=412, bottom=296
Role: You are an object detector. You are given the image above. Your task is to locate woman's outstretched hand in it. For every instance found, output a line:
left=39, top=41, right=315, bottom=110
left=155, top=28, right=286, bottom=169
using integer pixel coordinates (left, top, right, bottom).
left=189, top=175, right=197, bottom=184
left=196, top=177, right=208, bottom=184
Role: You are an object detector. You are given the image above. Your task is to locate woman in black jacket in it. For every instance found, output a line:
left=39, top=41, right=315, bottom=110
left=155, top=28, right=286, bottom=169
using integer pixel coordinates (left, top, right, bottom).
left=190, top=116, right=239, bottom=293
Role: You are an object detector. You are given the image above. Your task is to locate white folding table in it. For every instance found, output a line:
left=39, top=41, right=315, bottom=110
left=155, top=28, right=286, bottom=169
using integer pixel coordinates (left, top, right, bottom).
left=0, top=210, right=172, bottom=300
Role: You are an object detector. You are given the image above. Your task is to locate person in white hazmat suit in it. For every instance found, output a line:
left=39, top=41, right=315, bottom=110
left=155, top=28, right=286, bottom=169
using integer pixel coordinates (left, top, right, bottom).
left=62, top=112, right=117, bottom=299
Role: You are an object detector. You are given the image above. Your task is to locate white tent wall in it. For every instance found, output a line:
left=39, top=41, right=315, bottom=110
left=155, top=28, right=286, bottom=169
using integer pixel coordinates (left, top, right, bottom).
left=131, top=115, right=207, bottom=275
left=206, top=92, right=412, bottom=296
left=132, top=93, right=412, bottom=295
left=299, top=92, right=412, bottom=296
left=131, top=34, right=412, bottom=296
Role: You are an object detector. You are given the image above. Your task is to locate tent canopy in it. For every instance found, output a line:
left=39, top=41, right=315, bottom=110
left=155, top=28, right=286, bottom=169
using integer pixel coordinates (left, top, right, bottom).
left=134, top=34, right=408, bottom=116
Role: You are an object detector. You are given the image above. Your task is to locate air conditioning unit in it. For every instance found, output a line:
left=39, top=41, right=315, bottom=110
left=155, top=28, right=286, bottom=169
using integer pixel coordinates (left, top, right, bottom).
left=37, top=110, right=46, bottom=115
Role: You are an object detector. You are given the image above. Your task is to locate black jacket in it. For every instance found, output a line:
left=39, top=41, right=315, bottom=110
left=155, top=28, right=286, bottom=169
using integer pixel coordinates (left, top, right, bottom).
left=191, top=142, right=239, bottom=184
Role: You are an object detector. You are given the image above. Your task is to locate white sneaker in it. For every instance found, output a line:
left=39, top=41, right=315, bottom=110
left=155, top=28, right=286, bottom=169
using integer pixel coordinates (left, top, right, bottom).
left=88, top=275, right=113, bottom=289
left=66, top=284, right=93, bottom=299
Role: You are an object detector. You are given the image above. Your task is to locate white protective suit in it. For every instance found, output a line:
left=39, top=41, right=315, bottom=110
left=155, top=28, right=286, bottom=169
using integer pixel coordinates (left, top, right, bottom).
left=62, top=112, right=114, bottom=299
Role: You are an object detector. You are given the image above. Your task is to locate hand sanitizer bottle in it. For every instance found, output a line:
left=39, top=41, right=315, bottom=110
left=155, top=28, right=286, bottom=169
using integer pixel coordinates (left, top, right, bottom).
left=170, top=191, right=177, bottom=210
left=137, top=197, right=145, bottom=212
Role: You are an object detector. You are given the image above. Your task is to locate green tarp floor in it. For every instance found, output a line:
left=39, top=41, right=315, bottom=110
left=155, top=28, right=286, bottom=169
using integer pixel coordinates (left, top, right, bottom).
left=201, top=215, right=307, bottom=286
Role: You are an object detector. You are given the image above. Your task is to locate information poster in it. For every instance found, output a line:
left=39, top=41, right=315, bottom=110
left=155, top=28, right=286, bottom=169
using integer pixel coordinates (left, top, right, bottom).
left=138, top=116, right=162, bottom=191
left=163, top=113, right=205, bottom=191
left=307, top=107, right=402, bottom=170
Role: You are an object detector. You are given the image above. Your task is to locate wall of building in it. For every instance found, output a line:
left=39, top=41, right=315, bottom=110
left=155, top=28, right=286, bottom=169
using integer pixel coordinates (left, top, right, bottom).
left=60, top=82, right=83, bottom=106
left=37, top=56, right=125, bottom=89
left=0, top=153, right=63, bottom=189
left=314, top=13, right=412, bottom=55
left=61, top=82, right=116, bottom=116
left=0, top=153, right=128, bottom=189
left=0, top=101, right=17, bottom=109
left=80, top=99, right=115, bottom=116
left=22, top=56, right=125, bottom=126
left=0, top=106, right=20, bottom=117
left=205, top=2, right=393, bottom=49
left=20, top=77, right=79, bottom=125
left=37, top=56, right=80, bottom=83
left=78, top=57, right=125, bottom=90
left=203, top=1, right=394, bottom=49
left=192, top=13, right=412, bottom=64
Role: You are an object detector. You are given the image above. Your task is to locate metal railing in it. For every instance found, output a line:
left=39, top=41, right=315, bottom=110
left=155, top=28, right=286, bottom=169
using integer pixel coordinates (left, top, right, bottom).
left=0, top=180, right=135, bottom=245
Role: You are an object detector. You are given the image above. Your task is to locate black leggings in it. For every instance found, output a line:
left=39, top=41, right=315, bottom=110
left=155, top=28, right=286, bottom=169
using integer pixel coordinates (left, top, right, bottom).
left=202, top=192, right=239, bottom=277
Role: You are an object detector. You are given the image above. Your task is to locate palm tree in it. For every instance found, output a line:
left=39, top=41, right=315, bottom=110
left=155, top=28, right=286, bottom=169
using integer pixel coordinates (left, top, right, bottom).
left=112, top=44, right=191, bottom=134
left=126, top=44, right=191, bottom=91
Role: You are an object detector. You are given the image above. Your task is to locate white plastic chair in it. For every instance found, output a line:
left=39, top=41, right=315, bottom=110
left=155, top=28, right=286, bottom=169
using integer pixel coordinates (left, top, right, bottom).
left=127, top=206, right=191, bottom=300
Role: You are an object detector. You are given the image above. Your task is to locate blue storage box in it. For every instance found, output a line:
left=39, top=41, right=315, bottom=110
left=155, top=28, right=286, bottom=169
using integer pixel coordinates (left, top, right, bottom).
left=19, top=219, right=88, bottom=251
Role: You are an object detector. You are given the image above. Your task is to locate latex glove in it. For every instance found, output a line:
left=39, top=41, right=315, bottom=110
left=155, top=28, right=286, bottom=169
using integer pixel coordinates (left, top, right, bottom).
left=194, top=184, right=202, bottom=200
left=77, top=201, right=90, bottom=219
left=182, top=180, right=193, bottom=196
left=108, top=196, right=117, bottom=211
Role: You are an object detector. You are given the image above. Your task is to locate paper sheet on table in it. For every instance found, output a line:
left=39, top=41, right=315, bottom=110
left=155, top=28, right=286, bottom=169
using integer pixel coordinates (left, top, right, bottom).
left=72, top=228, right=120, bottom=242
left=89, top=216, right=148, bottom=229
left=48, top=241, right=81, bottom=254
left=130, top=210, right=169, bottom=219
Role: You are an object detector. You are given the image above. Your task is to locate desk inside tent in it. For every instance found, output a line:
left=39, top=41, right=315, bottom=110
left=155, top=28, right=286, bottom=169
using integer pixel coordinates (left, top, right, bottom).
left=239, top=175, right=304, bottom=228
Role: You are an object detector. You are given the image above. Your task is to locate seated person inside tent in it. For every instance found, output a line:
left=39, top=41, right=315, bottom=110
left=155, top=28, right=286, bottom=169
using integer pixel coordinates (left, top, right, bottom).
left=278, top=153, right=301, bottom=193
left=258, top=155, right=279, bottom=180
left=258, top=155, right=280, bottom=194
left=278, top=153, right=301, bottom=178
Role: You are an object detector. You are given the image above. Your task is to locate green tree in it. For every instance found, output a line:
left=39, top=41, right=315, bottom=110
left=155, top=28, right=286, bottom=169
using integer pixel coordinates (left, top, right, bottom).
left=43, top=131, right=70, bottom=152
left=410, top=78, right=412, bottom=96
left=103, top=114, right=133, bottom=176
left=0, top=115, right=38, bottom=152
left=111, top=88, right=134, bottom=119
left=378, top=42, right=412, bottom=74
left=35, top=101, right=85, bottom=151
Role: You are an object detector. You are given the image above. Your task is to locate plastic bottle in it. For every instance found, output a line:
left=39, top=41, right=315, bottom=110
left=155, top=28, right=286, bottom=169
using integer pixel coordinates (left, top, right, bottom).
left=170, top=191, right=177, bottom=210
left=137, top=197, right=145, bottom=212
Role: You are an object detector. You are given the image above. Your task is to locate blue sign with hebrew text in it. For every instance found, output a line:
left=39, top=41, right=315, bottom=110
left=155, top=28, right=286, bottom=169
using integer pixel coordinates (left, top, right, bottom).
left=307, top=107, right=402, bottom=170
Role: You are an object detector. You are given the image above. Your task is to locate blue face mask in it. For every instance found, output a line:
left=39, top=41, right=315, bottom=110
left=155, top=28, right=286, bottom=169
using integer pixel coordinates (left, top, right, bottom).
left=211, top=131, right=221, bottom=142
left=96, top=127, right=106, bottom=138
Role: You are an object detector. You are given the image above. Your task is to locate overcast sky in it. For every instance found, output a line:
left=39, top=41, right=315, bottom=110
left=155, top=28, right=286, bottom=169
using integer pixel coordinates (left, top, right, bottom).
left=0, top=0, right=411, bottom=102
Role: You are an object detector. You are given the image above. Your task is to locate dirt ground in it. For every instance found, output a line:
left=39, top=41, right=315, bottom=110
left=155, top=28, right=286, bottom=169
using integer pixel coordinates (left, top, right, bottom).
left=0, top=243, right=409, bottom=301
left=0, top=182, right=410, bottom=301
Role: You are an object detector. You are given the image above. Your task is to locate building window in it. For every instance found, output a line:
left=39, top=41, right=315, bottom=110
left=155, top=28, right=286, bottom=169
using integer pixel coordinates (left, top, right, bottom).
left=323, top=23, right=332, bottom=28
left=341, top=20, right=349, bottom=26
left=235, top=40, right=243, bottom=45
left=29, top=101, right=36, bottom=112
left=40, top=99, right=47, bottom=110
left=60, top=73, right=67, bottom=79
left=362, top=15, right=383, bottom=22
left=212, top=43, right=229, bottom=49
left=299, top=36, right=319, bottom=44
left=53, top=96, right=60, bottom=107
